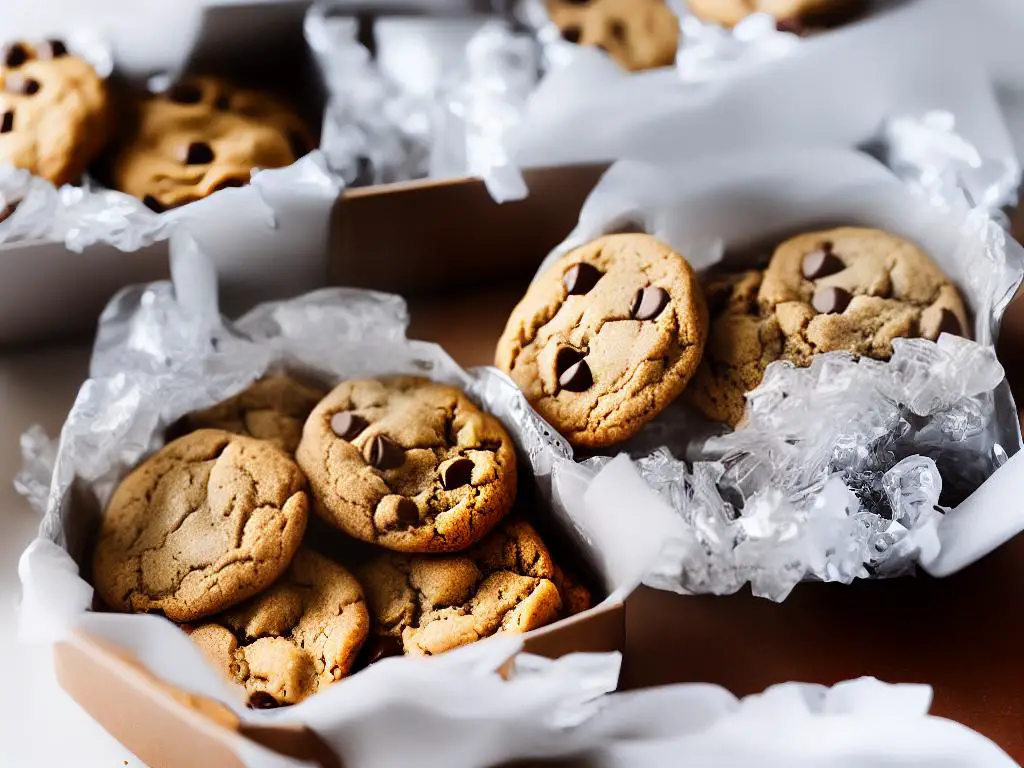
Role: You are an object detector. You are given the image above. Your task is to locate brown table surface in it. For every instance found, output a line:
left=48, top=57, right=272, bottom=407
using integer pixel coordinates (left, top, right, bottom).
left=3, top=281, right=1024, bottom=764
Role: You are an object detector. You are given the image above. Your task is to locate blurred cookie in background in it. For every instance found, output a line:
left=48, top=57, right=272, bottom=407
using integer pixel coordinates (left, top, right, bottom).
left=546, top=0, right=680, bottom=72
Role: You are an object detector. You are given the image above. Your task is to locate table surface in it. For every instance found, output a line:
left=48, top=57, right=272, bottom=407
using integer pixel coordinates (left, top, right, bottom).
left=4, top=282, right=1024, bottom=766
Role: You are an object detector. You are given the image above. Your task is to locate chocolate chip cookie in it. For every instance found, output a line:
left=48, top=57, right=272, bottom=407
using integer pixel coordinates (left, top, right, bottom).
left=759, top=227, right=970, bottom=366
left=110, top=75, right=312, bottom=212
left=546, top=0, right=679, bottom=72
left=686, top=270, right=783, bottom=426
left=296, top=377, right=517, bottom=554
left=185, top=549, right=369, bottom=708
left=686, top=0, right=860, bottom=30
left=495, top=234, right=708, bottom=449
left=0, top=39, right=113, bottom=186
left=360, top=520, right=563, bottom=657
left=174, top=374, right=327, bottom=454
left=93, top=429, right=309, bottom=622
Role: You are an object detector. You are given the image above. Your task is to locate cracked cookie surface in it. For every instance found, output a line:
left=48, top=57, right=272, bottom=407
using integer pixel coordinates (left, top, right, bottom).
left=296, top=377, right=517, bottom=553
left=110, top=75, right=311, bottom=211
left=175, top=374, right=327, bottom=454
left=0, top=39, right=113, bottom=185
left=546, top=0, right=679, bottom=72
left=92, top=429, right=308, bottom=622
left=360, top=520, right=563, bottom=657
left=185, top=549, right=369, bottom=708
left=687, top=270, right=783, bottom=427
left=495, top=234, right=708, bottom=449
left=759, top=227, right=969, bottom=366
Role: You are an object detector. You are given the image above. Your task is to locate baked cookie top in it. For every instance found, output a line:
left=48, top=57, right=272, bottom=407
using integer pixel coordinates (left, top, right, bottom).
left=687, top=0, right=858, bottom=28
left=92, top=429, right=308, bottom=622
left=686, top=270, right=783, bottom=426
left=546, top=0, right=679, bottom=72
left=296, top=377, right=517, bottom=553
left=175, top=374, right=327, bottom=454
left=110, top=75, right=311, bottom=211
left=495, top=234, right=708, bottom=449
left=185, top=549, right=369, bottom=708
left=759, top=227, right=969, bottom=366
left=360, top=519, right=563, bottom=657
left=0, top=39, right=113, bottom=186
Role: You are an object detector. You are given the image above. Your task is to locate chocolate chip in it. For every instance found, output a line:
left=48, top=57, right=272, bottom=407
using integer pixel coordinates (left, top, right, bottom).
left=936, top=308, right=964, bottom=338
left=441, top=458, right=474, bottom=490
left=555, top=347, right=586, bottom=377
left=394, top=497, right=419, bottom=526
left=331, top=412, right=368, bottom=441
left=364, top=434, right=405, bottom=470
left=776, top=17, right=806, bottom=35
left=0, top=201, right=17, bottom=224
left=2, top=43, right=29, bottom=68
left=214, top=94, right=230, bottom=111
left=37, top=39, right=67, bottom=59
left=631, top=286, right=669, bottom=321
left=559, top=358, right=593, bottom=392
left=563, top=262, right=602, bottom=295
left=289, top=130, right=309, bottom=159
left=142, top=195, right=165, bottom=213
left=0, top=110, right=12, bottom=133
left=5, top=75, right=40, bottom=95
left=212, top=178, right=246, bottom=191
left=248, top=692, right=282, bottom=710
left=801, top=248, right=844, bottom=280
left=561, top=25, right=582, bottom=44
left=811, top=286, right=852, bottom=315
left=365, top=635, right=404, bottom=665
left=181, top=141, right=214, bottom=165
left=167, top=82, right=203, bottom=104
left=610, top=20, right=627, bottom=42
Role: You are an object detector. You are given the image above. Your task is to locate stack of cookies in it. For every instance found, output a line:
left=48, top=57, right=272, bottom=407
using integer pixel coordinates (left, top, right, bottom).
left=0, top=38, right=310, bottom=211
left=495, top=228, right=969, bottom=442
left=91, top=374, right=590, bottom=709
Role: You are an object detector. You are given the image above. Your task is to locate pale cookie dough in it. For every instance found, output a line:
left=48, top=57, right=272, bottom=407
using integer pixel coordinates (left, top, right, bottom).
left=175, top=374, right=327, bottom=454
left=296, top=377, right=518, bottom=553
left=687, top=0, right=859, bottom=28
left=360, top=520, right=563, bottom=657
left=546, top=0, right=679, bottom=72
left=759, top=227, right=969, bottom=366
left=92, top=429, right=309, bottom=622
left=686, top=270, right=783, bottom=426
left=0, top=39, right=113, bottom=185
left=185, top=549, right=369, bottom=708
left=110, top=75, right=312, bottom=211
left=495, top=233, right=708, bottom=449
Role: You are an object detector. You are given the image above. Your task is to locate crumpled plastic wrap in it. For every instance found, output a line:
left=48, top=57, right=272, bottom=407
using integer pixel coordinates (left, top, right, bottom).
left=545, top=146, right=1024, bottom=601
left=672, top=9, right=799, bottom=82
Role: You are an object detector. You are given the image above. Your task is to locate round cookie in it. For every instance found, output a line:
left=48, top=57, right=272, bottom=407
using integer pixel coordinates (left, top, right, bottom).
left=686, top=0, right=859, bottom=29
left=359, top=520, right=563, bottom=657
left=110, top=75, right=312, bottom=212
left=185, top=549, right=369, bottom=708
left=296, top=377, right=517, bottom=553
left=92, top=429, right=309, bottom=622
left=758, top=227, right=970, bottom=366
left=174, top=374, right=327, bottom=454
left=0, top=39, right=113, bottom=186
left=546, top=0, right=679, bottom=72
left=495, top=233, right=708, bottom=449
left=686, top=270, right=783, bottom=427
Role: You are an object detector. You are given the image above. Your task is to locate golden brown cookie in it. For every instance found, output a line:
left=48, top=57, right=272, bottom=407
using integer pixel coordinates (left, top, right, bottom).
left=110, top=75, right=311, bottom=212
left=496, top=234, right=708, bottom=449
left=759, top=227, right=970, bottom=366
left=92, top=429, right=309, bottom=622
left=296, top=377, right=518, bottom=554
left=546, top=0, right=679, bottom=72
left=551, top=564, right=594, bottom=617
left=360, top=520, right=563, bottom=657
left=686, top=270, right=783, bottom=426
left=0, top=39, right=113, bottom=185
left=174, top=374, right=327, bottom=454
left=185, top=549, right=369, bottom=708
left=686, top=0, right=861, bottom=29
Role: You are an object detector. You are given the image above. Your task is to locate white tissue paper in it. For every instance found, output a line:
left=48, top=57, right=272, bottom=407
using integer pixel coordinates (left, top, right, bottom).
left=14, top=233, right=662, bottom=768
left=535, top=147, right=1024, bottom=601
